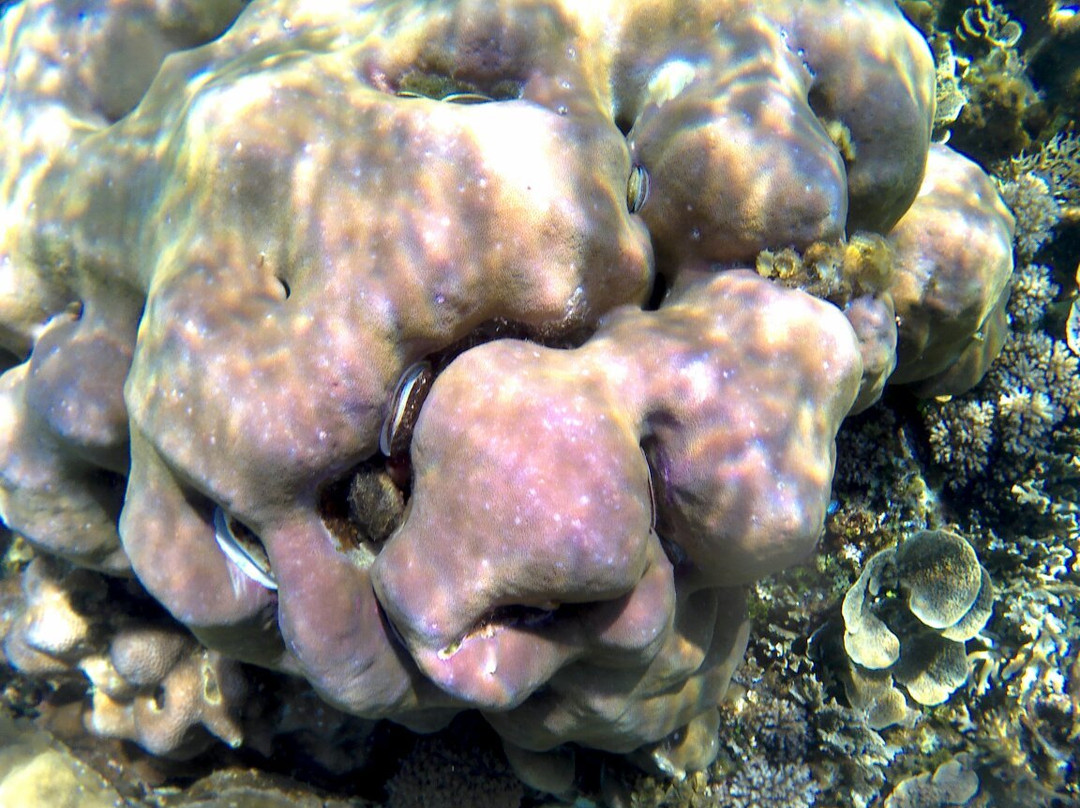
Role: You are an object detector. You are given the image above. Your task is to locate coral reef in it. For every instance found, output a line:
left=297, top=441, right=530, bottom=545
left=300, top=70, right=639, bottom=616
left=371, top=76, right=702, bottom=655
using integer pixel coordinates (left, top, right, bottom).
left=0, top=0, right=944, bottom=762
left=828, top=531, right=995, bottom=726
left=1, top=556, right=246, bottom=759
left=921, top=259, right=1080, bottom=511
left=384, top=723, right=524, bottom=808
left=885, top=144, right=1015, bottom=396
left=0, top=0, right=1045, bottom=803
left=882, top=757, right=979, bottom=808
left=917, top=0, right=1044, bottom=163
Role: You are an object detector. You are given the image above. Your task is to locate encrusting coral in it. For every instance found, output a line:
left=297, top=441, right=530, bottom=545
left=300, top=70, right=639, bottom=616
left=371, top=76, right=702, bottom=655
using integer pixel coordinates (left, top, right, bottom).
left=1, top=556, right=247, bottom=759
left=0, top=0, right=1018, bottom=791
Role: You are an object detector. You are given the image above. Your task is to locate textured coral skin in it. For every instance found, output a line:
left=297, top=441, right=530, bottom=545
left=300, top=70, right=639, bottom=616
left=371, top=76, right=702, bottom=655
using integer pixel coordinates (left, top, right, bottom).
left=372, top=270, right=861, bottom=749
left=0, top=0, right=1013, bottom=769
left=888, top=144, right=1017, bottom=395
left=620, top=0, right=934, bottom=267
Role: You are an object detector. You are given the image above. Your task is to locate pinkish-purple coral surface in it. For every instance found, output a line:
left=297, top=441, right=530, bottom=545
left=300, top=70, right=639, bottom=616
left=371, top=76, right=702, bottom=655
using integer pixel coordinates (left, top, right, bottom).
left=0, top=0, right=1014, bottom=778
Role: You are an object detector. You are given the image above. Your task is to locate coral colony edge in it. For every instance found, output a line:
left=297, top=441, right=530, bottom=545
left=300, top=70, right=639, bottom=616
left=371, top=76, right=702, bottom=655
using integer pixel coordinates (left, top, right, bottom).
left=0, top=0, right=1076, bottom=806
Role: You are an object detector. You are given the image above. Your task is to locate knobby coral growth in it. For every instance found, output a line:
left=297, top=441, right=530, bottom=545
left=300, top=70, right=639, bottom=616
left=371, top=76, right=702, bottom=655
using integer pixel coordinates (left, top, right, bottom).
left=0, top=0, right=1019, bottom=796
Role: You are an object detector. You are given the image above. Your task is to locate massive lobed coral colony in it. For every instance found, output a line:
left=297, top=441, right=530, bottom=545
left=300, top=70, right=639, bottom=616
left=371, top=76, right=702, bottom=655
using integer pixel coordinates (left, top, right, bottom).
left=0, top=0, right=1015, bottom=783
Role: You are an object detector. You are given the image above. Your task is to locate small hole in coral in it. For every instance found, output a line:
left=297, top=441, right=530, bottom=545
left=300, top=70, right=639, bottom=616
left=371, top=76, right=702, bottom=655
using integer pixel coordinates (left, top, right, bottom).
left=639, top=445, right=657, bottom=533
left=214, top=509, right=277, bottom=590
left=626, top=164, right=650, bottom=214
left=203, top=665, right=222, bottom=704
left=644, top=273, right=669, bottom=312
left=276, top=277, right=291, bottom=299
left=471, top=604, right=558, bottom=640
left=318, top=458, right=409, bottom=558
left=152, top=684, right=166, bottom=710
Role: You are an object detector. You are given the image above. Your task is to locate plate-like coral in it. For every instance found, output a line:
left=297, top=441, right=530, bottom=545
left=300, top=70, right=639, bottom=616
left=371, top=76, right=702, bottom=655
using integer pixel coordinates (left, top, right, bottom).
left=837, top=530, right=995, bottom=721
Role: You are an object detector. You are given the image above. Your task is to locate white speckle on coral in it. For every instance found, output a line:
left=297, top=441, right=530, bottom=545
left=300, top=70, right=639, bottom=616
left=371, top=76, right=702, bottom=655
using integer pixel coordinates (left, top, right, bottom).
left=679, top=359, right=714, bottom=404
left=646, top=59, right=698, bottom=106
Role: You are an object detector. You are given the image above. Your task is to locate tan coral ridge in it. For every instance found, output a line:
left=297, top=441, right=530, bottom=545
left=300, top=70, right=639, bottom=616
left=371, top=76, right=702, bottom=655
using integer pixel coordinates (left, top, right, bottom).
left=0, top=0, right=1014, bottom=781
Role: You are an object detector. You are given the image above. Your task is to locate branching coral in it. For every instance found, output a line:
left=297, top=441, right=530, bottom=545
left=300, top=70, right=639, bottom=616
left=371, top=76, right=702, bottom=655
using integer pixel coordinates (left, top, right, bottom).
left=997, top=175, right=1062, bottom=260
left=960, top=579, right=1080, bottom=801
left=1007, top=263, right=1060, bottom=328
left=926, top=400, right=996, bottom=487
left=921, top=252, right=1079, bottom=504
left=944, top=0, right=1042, bottom=162
left=1003, top=129, right=1080, bottom=214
